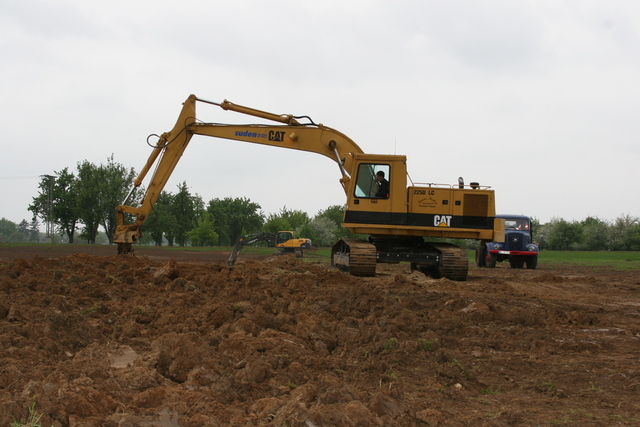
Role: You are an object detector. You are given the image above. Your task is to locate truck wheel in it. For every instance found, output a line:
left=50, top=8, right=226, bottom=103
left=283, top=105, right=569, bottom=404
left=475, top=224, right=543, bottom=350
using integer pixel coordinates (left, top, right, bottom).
left=526, top=255, right=538, bottom=269
left=485, top=252, right=497, bottom=268
left=475, top=247, right=486, bottom=267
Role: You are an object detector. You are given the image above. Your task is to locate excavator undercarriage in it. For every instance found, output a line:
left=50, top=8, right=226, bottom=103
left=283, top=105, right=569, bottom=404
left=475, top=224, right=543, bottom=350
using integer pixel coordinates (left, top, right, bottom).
left=331, top=237, right=469, bottom=281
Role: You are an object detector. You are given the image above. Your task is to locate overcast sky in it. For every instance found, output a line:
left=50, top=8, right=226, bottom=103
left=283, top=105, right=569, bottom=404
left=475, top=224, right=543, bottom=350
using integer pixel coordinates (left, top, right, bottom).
left=1, top=0, right=639, bottom=230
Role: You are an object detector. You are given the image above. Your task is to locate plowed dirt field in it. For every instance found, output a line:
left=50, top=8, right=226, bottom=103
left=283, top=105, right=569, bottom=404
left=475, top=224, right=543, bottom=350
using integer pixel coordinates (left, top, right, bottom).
left=1, top=244, right=639, bottom=426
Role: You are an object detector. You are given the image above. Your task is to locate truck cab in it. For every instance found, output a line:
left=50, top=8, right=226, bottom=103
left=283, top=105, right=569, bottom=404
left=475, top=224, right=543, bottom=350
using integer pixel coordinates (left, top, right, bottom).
left=477, top=214, right=538, bottom=269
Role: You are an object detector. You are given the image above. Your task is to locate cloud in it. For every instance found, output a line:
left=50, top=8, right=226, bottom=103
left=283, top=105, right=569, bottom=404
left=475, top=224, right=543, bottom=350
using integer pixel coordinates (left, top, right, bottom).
left=1, top=0, right=639, bottom=227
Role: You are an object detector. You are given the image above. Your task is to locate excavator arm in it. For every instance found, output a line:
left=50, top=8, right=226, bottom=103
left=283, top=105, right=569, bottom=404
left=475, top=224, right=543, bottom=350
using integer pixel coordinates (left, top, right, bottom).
left=114, top=94, right=365, bottom=253
left=228, top=232, right=277, bottom=266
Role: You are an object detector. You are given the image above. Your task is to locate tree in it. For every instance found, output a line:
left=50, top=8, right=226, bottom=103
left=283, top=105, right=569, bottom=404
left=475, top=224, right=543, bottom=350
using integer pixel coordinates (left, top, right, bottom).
left=0, top=218, right=24, bottom=243
left=315, top=205, right=353, bottom=240
left=29, top=168, right=78, bottom=243
left=315, top=204, right=366, bottom=241
left=530, top=217, right=541, bottom=244
left=264, top=206, right=310, bottom=235
left=73, top=156, right=137, bottom=244
left=538, top=217, right=582, bottom=250
left=18, top=219, right=29, bottom=239
left=29, top=218, right=41, bottom=242
left=74, top=161, right=103, bottom=244
left=187, top=212, right=219, bottom=246
left=306, top=216, right=338, bottom=246
left=580, top=216, right=609, bottom=251
left=15, top=219, right=39, bottom=242
left=207, top=197, right=263, bottom=245
left=207, top=198, right=232, bottom=246
left=279, top=207, right=310, bottom=231
left=171, top=182, right=198, bottom=247
left=263, top=213, right=292, bottom=234
left=608, top=215, right=640, bottom=251
left=142, top=191, right=175, bottom=246
left=97, top=155, right=138, bottom=244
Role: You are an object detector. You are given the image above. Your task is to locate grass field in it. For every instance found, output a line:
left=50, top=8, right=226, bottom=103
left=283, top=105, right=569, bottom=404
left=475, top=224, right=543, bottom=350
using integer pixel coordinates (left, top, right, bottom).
left=535, top=250, right=640, bottom=270
left=248, top=247, right=640, bottom=270
left=466, top=250, right=640, bottom=270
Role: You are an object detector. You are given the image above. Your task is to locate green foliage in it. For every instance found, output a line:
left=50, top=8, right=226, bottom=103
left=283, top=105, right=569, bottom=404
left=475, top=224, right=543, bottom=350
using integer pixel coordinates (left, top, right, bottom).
left=0, top=218, right=24, bottom=243
left=74, top=156, right=137, bottom=244
left=579, top=216, right=609, bottom=250
left=0, top=218, right=40, bottom=243
left=141, top=191, right=175, bottom=246
left=306, top=216, right=338, bottom=246
left=315, top=205, right=354, bottom=240
left=207, top=197, right=264, bottom=246
left=187, top=212, right=219, bottom=246
left=29, top=167, right=78, bottom=242
left=608, top=214, right=640, bottom=251
left=97, top=155, right=138, bottom=243
left=540, top=217, right=582, bottom=250
left=536, top=215, right=640, bottom=251
left=264, top=207, right=310, bottom=235
left=263, top=214, right=292, bottom=234
left=75, top=160, right=105, bottom=243
left=314, top=205, right=369, bottom=242
left=171, top=182, right=199, bottom=247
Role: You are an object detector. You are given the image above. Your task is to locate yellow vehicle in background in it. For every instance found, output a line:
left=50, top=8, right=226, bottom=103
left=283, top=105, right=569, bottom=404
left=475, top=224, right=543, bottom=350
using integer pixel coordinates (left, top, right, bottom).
left=228, top=231, right=312, bottom=266
left=114, top=95, right=504, bottom=281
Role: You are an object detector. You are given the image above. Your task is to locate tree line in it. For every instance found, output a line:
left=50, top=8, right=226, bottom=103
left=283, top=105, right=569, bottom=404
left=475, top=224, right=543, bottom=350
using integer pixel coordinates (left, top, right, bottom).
left=23, top=156, right=358, bottom=246
left=139, top=183, right=355, bottom=247
left=2, top=156, right=639, bottom=250
left=532, top=215, right=640, bottom=251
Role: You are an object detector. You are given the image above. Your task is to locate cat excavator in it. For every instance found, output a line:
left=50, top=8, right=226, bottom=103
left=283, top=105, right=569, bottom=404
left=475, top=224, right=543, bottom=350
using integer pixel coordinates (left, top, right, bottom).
left=114, top=94, right=504, bottom=281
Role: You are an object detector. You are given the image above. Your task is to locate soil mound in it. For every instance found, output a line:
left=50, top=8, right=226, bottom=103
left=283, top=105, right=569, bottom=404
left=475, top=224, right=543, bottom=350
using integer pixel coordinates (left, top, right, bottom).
left=1, top=248, right=639, bottom=426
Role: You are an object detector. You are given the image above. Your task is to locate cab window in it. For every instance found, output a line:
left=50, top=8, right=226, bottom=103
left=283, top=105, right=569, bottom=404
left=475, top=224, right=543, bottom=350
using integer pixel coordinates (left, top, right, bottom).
left=354, top=164, right=390, bottom=199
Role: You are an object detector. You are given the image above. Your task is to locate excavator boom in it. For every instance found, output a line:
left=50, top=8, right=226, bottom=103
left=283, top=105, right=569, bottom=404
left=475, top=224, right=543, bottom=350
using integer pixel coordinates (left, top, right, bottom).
left=115, top=95, right=364, bottom=253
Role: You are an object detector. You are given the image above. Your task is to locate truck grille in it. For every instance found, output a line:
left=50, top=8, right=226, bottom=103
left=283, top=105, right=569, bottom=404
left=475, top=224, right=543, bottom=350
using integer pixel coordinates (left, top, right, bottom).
left=506, top=232, right=530, bottom=251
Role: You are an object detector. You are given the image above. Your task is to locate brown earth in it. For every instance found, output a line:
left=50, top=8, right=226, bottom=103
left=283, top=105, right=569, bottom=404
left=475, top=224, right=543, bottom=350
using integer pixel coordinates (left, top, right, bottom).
left=1, top=244, right=639, bottom=427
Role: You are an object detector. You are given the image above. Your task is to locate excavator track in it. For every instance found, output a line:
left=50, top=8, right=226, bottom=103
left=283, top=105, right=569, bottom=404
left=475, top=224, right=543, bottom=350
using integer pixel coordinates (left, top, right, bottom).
left=331, top=239, right=377, bottom=277
left=428, top=243, right=469, bottom=281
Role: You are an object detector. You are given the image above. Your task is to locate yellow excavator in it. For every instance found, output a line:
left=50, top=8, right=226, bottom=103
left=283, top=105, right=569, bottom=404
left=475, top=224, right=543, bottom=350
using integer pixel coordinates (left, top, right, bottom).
left=228, top=230, right=312, bottom=266
left=114, top=95, right=504, bottom=281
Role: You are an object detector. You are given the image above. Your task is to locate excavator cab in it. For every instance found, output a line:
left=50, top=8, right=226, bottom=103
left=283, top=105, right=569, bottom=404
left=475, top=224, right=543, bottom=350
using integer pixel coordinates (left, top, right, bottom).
left=275, top=231, right=295, bottom=245
left=343, top=154, right=405, bottom=230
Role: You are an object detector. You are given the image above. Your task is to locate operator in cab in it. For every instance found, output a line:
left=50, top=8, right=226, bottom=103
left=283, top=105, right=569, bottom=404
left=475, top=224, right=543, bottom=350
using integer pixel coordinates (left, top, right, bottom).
left=375, top=171, right=390, bottom=198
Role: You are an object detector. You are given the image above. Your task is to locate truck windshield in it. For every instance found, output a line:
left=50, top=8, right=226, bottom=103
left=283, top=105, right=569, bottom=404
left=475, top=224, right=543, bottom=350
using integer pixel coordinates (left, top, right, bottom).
left=504, top=219, right=529, bottom=230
